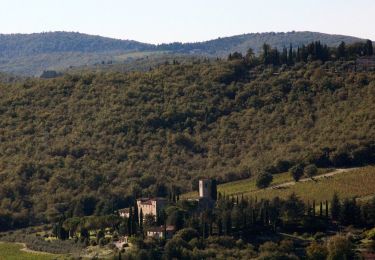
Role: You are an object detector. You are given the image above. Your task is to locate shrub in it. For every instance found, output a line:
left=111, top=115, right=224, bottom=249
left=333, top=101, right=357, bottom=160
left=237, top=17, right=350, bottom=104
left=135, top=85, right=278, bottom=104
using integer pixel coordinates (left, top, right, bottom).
left=326, top=235, right=354, bottom=260
left=289, top=164, right=304, bottom=182
left=306, top=241, right=328, bottom=260
left=304, top=164, right=318, bottom=178
left=256, top=173, right=273, bottom=189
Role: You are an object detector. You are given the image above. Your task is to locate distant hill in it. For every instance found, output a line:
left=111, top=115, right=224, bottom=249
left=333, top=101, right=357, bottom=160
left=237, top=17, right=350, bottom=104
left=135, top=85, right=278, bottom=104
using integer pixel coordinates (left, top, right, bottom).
left=0, top=31, right=368, bottom=75
left=158, top=31, right=366, bottom=56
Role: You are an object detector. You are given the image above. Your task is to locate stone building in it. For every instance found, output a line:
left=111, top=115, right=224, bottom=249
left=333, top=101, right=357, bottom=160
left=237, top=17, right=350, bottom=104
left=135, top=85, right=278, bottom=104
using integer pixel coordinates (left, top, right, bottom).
left=136, top=197, right=167, bottom=222
left=199, top=179, right=217, bottom=200
left=118, top=208, right=130, bottom=218
left=146, top=225, right=175, bottom=239
left=198, top=179, right=217, bottom=209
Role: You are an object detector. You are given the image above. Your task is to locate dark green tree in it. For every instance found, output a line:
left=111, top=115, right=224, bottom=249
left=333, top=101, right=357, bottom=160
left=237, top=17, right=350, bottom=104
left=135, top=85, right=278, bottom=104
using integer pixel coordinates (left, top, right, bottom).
left=304, top=164, right=318, bottom=179
left=256, top=172, right=273, bottom=189
left=289, top=164, right=304, bottom=182
left=331, top=193, right=340, bottom=221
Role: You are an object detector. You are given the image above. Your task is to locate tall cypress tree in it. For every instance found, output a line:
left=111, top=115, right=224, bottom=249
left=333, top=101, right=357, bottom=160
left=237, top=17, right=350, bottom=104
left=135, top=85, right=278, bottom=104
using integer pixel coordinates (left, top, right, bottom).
left=211, top=179, right=217, bottom=201
left=217, top=217, right=222, bottom=236
left=134, top=202, right=139, bottom=225
left=139, top=208, right=144, bottom=234
left=128, top=207, right=133, bottom=236
left=331, top=193, right=340, bottom=221
left=320, top=202, right=323, bottom=217
left=312, top=200, right=316, bottom=217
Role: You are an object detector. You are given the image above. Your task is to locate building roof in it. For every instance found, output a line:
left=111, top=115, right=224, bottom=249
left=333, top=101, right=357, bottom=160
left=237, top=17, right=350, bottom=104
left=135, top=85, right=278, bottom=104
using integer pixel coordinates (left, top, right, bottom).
left=137, top=197, right=167, bottom=205
left=118, top=208, right=130, bottom=213
left=147, top=225, right=175, bottom=233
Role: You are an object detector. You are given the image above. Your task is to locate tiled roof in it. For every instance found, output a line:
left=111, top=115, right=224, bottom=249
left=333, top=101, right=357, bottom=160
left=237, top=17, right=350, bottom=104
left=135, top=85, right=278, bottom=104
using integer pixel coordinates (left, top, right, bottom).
left=137, top=197, right=167, bottom=205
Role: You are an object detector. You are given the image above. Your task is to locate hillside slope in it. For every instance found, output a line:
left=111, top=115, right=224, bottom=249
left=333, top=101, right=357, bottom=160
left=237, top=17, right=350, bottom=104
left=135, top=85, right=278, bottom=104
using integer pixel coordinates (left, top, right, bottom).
left=0, top=59, right=374, bottom=227
left=158, top=31, right=364, bottom=56
left=0, top=31, right=366, bottom=75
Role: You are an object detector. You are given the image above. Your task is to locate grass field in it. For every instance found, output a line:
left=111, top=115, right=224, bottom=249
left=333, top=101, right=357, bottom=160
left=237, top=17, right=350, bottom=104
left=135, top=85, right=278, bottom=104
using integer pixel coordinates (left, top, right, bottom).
left=183, top=166, right=375, bottom=202
left=0, top=242, right=61, bottom=260
left=251, top=166, right=375, bottom=202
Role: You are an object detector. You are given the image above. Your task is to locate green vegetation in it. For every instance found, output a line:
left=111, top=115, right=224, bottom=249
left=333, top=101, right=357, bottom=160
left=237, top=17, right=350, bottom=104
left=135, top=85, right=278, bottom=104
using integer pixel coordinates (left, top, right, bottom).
left=213, top=166, right=375, bottom=202
left=0, top=242, right=59, bottom=260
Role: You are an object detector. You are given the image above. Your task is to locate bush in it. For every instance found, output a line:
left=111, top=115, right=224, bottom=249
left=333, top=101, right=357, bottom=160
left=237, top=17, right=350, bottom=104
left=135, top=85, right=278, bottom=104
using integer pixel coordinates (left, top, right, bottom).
left=289, top=164, right=304, bottom=182
left=98, top=237, right=107, bottom=246
left=176, top=228, right=199, bottom=242
left=256, top=173, right=273, bottom=189
left=326, top=235, right=354, bottom=260
left=306, top=241, right=328, bottom=260
left=304, top=164, right=318, bottom=178
left=313, top=232, right=325, bottom=241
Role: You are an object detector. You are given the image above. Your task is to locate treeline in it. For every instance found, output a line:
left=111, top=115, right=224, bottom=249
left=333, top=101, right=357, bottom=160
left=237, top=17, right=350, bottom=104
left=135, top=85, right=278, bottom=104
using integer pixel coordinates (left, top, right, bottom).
left=47, top=192, right=375, bottom=259
left=228, top=40, right=373, bottom=66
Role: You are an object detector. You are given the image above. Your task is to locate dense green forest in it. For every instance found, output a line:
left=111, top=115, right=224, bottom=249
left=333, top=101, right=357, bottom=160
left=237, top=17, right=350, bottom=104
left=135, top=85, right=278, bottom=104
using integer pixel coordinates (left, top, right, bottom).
left=0, top=31, right=366, bottom=75
left=0, top=40, right=374, bottom=231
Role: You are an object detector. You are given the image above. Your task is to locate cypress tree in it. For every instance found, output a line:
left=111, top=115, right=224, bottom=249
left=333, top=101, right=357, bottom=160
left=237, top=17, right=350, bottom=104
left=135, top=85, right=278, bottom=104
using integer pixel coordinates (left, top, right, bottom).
left=211, top=179, right=217, bottom=201
left=313, top=200, right=316, bottom=217
left=288, top=44, right=294, bottom=65
left=307, top=201, right=311, bottom=216
left=128, top=207, right=133, bottom=236
left=217, top=217, right=222, bottom=236
left=331, top=193, right=340, bottom=221
left=134, top=202, right=139, bottom=225
left=320, top=202, right=323, bottom=217
left=139, top=209, right=144, bottom=234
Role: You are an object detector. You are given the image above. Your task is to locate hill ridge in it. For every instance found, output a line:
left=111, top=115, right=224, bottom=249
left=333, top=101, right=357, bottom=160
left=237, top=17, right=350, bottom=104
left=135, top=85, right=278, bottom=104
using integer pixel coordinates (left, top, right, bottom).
left=0, top=31, right=369, bottom=75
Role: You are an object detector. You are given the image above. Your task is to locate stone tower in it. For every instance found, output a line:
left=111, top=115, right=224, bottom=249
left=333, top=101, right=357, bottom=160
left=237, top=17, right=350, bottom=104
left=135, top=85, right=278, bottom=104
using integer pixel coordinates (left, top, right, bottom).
left=199, top=179, right=212, bottom=199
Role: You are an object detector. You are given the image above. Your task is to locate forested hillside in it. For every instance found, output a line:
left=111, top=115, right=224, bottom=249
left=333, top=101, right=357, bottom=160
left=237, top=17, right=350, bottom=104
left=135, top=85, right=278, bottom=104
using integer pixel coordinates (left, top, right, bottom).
left=0, top=31, right=366, bottom=75
left=0, top=41, right=375, bottom=230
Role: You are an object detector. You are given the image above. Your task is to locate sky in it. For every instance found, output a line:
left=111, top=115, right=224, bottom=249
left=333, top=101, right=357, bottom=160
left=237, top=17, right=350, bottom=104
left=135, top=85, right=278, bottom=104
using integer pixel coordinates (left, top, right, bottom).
left=0, top=0, right=374, bottom=44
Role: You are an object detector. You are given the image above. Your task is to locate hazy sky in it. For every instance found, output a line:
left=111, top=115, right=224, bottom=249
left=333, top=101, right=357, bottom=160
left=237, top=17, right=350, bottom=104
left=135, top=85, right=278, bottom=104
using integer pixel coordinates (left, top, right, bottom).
left=1, top=0, right=374, bottom=43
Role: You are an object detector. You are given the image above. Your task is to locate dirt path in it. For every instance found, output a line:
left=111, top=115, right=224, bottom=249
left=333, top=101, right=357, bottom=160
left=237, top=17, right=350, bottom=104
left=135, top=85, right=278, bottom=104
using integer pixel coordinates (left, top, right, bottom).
left=17, top=242, right=56, bottom=255
left=268, top=168, right=358, bottom=190
left=0, top=241, right=57, bottom=256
